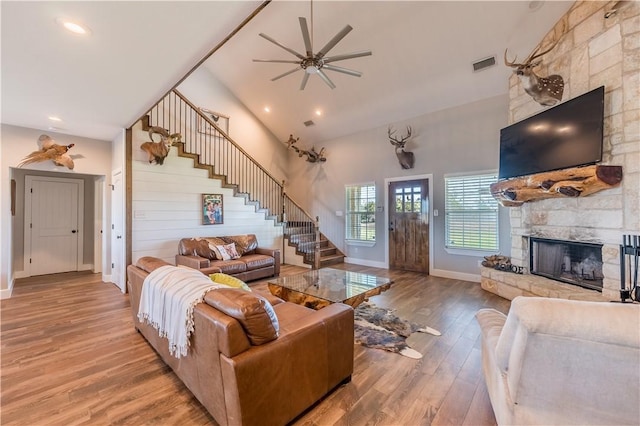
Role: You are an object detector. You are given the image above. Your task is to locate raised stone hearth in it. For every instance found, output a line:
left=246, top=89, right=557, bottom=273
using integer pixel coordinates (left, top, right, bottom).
left=480, top=267, right=605, bottom=302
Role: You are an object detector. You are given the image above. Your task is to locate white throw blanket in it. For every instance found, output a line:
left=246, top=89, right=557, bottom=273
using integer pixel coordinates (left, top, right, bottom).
left=138, top=265, right=222, bottom=358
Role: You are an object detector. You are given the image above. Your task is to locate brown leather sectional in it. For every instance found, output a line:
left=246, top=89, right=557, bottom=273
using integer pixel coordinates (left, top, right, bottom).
left=127, top=257, right=354, bottom=426
left=176, top=234, right=280, bottom=282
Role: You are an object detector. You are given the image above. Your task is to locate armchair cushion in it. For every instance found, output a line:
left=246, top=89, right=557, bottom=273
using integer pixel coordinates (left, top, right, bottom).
left=204, top=288, right=279, bottom=346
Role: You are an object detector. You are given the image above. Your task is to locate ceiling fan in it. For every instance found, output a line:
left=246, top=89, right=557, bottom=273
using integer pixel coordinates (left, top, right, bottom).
left=252, top=2, right=372, bottom=90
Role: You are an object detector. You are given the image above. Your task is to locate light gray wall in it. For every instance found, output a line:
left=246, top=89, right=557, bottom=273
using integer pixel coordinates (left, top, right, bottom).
left=286, top=94, right=511, bottom=277
left=1, top=124, right=112, bottom=289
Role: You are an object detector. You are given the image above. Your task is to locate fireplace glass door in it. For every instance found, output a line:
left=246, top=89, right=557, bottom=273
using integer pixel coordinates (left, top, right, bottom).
left=530, top=237, right=604, bottom=291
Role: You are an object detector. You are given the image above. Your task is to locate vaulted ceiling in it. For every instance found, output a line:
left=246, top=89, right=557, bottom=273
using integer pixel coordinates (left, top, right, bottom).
left=1, top=1, right=573, bottom=143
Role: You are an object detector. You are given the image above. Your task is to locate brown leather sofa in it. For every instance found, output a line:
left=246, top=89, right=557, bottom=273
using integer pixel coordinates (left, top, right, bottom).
left=127, top=257, right=354, bottom=426
left=176, top=234, right=280, bottom=282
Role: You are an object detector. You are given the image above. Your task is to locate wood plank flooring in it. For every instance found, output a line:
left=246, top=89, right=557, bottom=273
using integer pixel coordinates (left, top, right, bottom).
left=1, top=264, right=510, bottom=425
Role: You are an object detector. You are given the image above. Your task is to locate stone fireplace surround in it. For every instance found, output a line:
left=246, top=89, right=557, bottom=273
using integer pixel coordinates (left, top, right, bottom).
left=479, top=2, right=639, bottom=303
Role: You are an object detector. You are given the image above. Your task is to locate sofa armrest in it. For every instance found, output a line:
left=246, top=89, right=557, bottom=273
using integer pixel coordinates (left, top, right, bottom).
left=255, top=247, right=281, bottom=276
left=219, top=303, right=353, bottom=425
left=176, top=254, right=210, bottom=270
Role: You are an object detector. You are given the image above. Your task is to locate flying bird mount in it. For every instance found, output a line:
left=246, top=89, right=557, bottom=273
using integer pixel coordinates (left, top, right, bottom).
left=18, top=135, right=75, bottom=170
left=253, top=2, right=371, bottom=90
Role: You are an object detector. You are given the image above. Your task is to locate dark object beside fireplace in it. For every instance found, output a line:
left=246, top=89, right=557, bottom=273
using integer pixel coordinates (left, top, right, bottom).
left=530, top=237, right=603, bottom=291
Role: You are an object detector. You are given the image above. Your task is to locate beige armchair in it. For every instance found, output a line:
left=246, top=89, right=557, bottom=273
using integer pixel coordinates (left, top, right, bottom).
left=476, top=296, right=640, bottom=425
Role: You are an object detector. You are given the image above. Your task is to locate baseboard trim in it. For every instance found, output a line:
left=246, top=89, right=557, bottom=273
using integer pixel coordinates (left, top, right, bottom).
left=13, top=270, right=28, bottom=279
left=430, top=268, right=480, bottom=283
left=1, top=280, right=14, bottom=299
left=344, top=257, right=387, bottom=269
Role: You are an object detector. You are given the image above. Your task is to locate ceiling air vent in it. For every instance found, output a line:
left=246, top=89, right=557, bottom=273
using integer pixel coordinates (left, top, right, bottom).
left=472, top=56, right=496, bottom=72
left=303, top=120, right=315, bottom=127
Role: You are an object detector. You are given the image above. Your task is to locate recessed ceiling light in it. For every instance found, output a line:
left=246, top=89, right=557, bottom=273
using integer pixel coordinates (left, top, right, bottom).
left=55, top=17, right=91, bottom=35
left=264, top=106, right=271, bottom=113
left=48, top=116, right=62, bottom=122
left=315, top=109, right=322, bottom=116
left=529, top=1, right=544, bottom=12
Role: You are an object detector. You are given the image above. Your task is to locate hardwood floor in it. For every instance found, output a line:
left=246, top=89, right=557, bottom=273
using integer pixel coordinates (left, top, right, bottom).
left=1, top=264, right=510, bottom=425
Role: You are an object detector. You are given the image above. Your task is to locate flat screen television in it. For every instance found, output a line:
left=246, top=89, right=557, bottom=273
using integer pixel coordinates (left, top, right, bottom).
left=498, top=85, right=604, bottom=180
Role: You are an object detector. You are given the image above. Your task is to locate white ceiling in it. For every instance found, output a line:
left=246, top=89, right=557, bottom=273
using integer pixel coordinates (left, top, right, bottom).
left=1, top=1, right=573, bottom=144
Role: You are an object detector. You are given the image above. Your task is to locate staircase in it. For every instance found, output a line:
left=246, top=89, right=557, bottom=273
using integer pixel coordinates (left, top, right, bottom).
left=142, top=89, right=344, bottom=268
left=285, top=221, right=345, bottom=268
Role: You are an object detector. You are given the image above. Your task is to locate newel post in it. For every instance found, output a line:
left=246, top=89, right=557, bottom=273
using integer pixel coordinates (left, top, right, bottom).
left=314, top=216, right=321, bottom=270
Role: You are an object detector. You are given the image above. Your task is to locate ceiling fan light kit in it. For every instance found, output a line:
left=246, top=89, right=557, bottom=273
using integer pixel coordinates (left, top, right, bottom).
left=253, top=2, right=371, bottom=90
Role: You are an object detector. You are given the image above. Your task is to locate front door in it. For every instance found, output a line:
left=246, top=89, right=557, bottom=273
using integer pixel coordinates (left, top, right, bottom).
left=26, top=176, right=82, bottom=276
left=388, top=179, right=429, bottom=273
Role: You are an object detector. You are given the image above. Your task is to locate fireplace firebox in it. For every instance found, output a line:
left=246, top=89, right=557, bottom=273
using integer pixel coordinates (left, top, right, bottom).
left=529, top=237, right=604, bottom=291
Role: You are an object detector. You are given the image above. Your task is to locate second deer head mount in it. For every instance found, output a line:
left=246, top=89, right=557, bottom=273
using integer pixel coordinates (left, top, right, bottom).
left=504, top=20, right=567, bottom=106
left=388, top=126, right=414, bottom=169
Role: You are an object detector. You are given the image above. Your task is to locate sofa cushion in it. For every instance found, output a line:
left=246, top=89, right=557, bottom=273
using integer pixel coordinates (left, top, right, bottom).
left=210, top=273, right=252, bottom=292
left=136, top=256, right=171, bottom=273
left=211, top=259, right=247, bottom=274
left=242, top=254, right=275, bottom=271
left=204, top=288, right=279, bottom=345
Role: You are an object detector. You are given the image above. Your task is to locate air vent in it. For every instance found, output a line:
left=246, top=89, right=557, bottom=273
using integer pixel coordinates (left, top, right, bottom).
left=472, top=56, right=496, bottom=72
left=303, top=120, right=315, bottom=127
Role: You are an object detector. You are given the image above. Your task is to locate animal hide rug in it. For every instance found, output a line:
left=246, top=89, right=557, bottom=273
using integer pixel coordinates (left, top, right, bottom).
left=354, top=302, right=441, bottom=359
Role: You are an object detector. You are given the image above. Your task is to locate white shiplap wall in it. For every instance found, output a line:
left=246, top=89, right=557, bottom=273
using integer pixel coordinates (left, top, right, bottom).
left=131, top=124, right=283, bottom=265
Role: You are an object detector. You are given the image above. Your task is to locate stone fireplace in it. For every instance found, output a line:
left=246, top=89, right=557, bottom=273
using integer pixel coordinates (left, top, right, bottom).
left=479, top=2, right=638, bottom=303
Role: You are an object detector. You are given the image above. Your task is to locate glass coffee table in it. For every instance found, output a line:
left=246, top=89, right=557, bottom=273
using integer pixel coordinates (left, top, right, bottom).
left=268, top=267, right=393, bottom=309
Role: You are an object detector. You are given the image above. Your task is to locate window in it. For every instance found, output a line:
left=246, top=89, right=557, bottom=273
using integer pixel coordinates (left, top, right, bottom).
left=345, top=183, right=376, bottom=242
left=445, top=172, right=498, bottom=251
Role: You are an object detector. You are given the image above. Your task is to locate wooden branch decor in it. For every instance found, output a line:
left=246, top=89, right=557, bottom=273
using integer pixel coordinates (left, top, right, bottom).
left=490, top=165, right=623, bottom=207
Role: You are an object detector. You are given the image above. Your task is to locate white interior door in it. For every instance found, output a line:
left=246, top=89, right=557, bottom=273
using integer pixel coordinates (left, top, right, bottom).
left=26, top=176, right=83, bottom=276
left=111, top=170, right=125, bottom=292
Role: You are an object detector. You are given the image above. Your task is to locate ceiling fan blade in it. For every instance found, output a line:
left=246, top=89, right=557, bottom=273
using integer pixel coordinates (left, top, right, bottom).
left=259, top=33, right=306, bottom=60
left=317, top=69, right=336, bottom=89
left=323, top=64, right=363, bottom=77
left=300, top=73, right=310, bottom=90
left=316, top=25, right=353, bottom=59
left=323, top=50, right=372, bottom=64
left=253, top=59, right=301, bottom=64
left=299, top=17, right=313, bottom=57
left=271, top=67, right=302, bottom=82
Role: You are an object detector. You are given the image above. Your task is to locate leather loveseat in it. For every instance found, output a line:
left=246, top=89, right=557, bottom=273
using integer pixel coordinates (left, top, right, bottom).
left=175, top=234, right=279, bottom=282
left=476, top=296, right=640, bottom=425
left=127, top=257, right=354, bottom=426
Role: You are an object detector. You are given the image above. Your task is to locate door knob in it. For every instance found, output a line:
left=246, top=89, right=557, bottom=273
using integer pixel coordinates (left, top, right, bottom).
left=71, top=230, right=77, bottom=233
left=117, top=235, right=122, bottom=239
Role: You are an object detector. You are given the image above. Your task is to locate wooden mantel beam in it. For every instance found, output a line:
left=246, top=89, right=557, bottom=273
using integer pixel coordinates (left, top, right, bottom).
left=490, top=165, right=623, bottom=207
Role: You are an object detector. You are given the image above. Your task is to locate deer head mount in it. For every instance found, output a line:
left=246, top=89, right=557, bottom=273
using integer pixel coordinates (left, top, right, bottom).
left=388, top=126, right=414, bottom=169
left=505, top=21, right=567, bottom=106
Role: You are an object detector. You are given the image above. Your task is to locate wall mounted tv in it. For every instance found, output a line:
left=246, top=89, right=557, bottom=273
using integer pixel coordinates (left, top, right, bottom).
left=498, top=85, right=604, bottom=180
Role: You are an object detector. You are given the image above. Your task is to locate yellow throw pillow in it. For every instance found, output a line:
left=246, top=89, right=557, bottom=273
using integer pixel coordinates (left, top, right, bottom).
left=209, top=273, right=252, bottom=292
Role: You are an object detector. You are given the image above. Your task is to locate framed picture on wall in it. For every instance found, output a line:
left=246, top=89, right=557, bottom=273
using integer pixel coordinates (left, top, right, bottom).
left=198, top=108, right=230, bottom=136
left=202, top=194, right=224, bottom=225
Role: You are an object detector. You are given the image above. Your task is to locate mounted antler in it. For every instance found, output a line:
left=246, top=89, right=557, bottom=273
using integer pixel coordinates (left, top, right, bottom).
left=504, top=20, right=567, bottom=106
left=388, top=126, right=414, bottom=169
left=140, top=126, right=182, bottom=165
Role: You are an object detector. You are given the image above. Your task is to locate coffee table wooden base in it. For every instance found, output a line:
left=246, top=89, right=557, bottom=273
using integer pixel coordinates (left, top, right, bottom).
left=268, top=281, right=393, bottom=310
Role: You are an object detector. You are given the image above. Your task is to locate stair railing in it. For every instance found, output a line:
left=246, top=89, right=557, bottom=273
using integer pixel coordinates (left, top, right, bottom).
left=146, top=89, right=284, bottom=220
left=283, top=194, right=321, bottom=268
left=145, top=89, right=324, bottom=267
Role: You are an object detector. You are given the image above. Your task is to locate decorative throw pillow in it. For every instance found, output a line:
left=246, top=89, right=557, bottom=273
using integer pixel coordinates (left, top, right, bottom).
left=204, top=288, right=279, bottom=345
left=223, top=243, right=241, bottom=260
left=209, top=273, right=252, bottom=292
left=215, top=245, right=232, bottom=261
